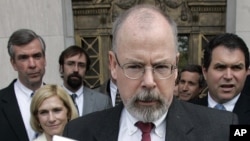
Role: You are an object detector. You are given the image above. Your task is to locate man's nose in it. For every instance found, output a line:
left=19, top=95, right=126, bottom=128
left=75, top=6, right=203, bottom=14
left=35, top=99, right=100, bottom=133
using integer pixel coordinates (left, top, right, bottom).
left=183, top=83, right=188, bottom=90
left=73, top=64, right=80, bottom=72
left=142, top=68, right=156, bottom=89
left=223, top=68, right=233, bottom=80
left=28, top=58, right=36, bottom=68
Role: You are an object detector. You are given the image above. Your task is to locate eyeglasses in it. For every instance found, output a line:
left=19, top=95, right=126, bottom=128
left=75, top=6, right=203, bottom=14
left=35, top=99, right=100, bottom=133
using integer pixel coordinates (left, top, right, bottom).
left=114, top=54, right=177, bottom=80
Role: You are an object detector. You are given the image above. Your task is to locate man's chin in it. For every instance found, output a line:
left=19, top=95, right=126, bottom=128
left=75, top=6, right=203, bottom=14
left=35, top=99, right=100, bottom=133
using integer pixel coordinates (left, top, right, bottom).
left=68, top=82, right=82, bottom=89
left=28, top=77, right=42, bottom=83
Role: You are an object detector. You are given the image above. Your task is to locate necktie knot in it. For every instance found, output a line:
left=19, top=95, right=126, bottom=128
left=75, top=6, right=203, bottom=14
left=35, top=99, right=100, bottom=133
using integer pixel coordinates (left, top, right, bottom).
left=135, top=121, right=154, bottom=141
left=214, top=104, right=226, bottom=110
left=71, top=93, right=77, bottom=101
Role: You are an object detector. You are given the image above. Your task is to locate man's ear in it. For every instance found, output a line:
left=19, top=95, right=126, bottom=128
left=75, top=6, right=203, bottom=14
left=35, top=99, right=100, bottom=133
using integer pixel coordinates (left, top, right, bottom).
left=10, top=58, right=18, bottom=71
left=176, top=52, right=180, bottom=64
left=174, top=52, right=180, bottom=79
left=109, top=51, right=117, bottom=80
left=59, top=65, right=63, bottom=73
left=202, top=67, right=207, bottom=80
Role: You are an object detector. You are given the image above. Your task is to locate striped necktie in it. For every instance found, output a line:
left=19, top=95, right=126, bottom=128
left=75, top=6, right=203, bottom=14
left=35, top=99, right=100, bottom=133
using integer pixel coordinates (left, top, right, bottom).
left=71, top=94, right=79, bottom=113
left=115, top=90, right=122, bottom=106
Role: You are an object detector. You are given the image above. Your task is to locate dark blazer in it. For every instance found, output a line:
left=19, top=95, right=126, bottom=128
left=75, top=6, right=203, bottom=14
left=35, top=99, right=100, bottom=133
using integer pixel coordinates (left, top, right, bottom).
left=0, top=79, right=29, bottom=141
left=190, top=93, right=250, bottom=124
left=242, top=75, right=250, bottom=95
left=63, top=99, right=238, bottom=141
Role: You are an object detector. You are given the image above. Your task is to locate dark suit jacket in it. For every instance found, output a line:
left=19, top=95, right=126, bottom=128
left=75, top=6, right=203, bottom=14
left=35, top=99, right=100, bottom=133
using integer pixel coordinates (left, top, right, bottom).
left=63, top=99, right=238, bottom=141
left=242, top=75, right=250, bottom=95
left=190, top=93, right=250, bottom=124
left=0, top=79, right=29, bottom=141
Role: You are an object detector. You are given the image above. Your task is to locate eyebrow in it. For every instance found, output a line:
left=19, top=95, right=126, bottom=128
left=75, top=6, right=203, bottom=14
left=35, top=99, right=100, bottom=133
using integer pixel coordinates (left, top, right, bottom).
left=124, top=57, right=173, bottom=64
left=214, top=62, right=245, bottom=67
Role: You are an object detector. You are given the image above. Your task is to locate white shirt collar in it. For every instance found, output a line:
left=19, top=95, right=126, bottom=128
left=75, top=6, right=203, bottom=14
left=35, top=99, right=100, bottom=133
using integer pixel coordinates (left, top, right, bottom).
left=208, top=92, right=241, bottom=112
left=62, top=85, right=84, bottom=97
left=110, top=80, right=118, bottom=106
left=16, top=79, right=35, bottom=97
left=123, top=108, right=167, bottom=138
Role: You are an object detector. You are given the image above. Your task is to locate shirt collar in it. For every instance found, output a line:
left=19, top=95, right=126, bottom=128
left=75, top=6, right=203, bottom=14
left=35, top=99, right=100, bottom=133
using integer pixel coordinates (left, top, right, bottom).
left=16, top=79, right=37, bottom=97
left=208, top=92, right=241, bottom=112
left=124, top=108, right=167, bottom=138
left=110, top=80, right=117, bottom=94
left=62, top=85, right=84, bottom=97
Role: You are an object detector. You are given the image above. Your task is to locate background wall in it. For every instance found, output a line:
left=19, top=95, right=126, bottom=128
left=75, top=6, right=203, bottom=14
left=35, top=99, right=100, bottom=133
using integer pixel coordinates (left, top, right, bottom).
left=227, top=0, right=250, bottom=47
left=0, top=0, right=74, bottom=89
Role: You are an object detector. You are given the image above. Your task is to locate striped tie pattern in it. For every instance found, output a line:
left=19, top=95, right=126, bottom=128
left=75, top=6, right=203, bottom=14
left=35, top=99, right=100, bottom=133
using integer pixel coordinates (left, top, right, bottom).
left=115, top=90, right=122, bottom=106
left=71, top=94, right=79, bottom=113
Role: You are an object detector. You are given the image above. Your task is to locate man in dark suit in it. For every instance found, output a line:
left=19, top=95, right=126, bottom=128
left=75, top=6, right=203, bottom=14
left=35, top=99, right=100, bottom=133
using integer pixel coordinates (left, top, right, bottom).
left=63, top=4, right=238, bottom=141
left=58, top=45, right=112, bottom=117
left=0, top=29, right=47, bottom=141
left=190, top=33, right=250, bottom=124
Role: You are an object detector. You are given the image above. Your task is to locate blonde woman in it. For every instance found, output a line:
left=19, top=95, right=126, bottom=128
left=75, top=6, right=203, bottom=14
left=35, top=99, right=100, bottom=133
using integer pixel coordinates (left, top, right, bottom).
left=30, top=85, right=78, bottom=141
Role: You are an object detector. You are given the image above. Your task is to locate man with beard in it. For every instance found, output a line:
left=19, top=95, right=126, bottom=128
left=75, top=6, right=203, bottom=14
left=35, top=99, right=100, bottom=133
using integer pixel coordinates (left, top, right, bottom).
left=59, top=45, right=112, bottom=116
left=63, top=4, right=238, bottom=141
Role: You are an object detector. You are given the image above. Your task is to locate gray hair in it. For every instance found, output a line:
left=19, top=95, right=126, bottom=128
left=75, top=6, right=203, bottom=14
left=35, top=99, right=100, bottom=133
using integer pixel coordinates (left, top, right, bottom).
left=7, top=29, right=46, bottom=59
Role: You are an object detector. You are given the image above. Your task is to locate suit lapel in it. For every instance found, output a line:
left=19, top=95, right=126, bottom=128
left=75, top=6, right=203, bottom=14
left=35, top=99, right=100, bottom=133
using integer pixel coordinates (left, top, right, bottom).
left=83, top=87, right=94, bottom=115
left=166, top=99, right=194, bottom=141
left=1, top=80, right=29, bottom=140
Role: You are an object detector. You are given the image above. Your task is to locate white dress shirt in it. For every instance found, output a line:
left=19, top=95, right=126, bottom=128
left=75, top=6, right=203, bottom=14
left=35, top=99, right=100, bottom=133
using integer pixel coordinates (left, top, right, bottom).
left=15, top=79, right=40, bottom=141
left=118, top=108, right=167, bottom=141
left=208, top=92, right=240, bottom=112
left=63, top=85, right=84, bottom=116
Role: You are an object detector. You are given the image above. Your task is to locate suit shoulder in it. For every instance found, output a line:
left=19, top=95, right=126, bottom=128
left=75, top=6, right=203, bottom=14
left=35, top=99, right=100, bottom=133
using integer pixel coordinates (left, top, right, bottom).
left=85, top=87, right=109, bottom=99
left=188, top=96, right=207, bottom=106
left=66, top=106, right=119, bottom=129
left=179, top=101, right=237, bottom=123
left=0, top=80, right=16, bottom=97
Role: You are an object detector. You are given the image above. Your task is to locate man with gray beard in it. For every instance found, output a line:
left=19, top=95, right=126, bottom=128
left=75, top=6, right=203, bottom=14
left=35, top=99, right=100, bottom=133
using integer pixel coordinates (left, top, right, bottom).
left=63, top=4, right=238, bottom=141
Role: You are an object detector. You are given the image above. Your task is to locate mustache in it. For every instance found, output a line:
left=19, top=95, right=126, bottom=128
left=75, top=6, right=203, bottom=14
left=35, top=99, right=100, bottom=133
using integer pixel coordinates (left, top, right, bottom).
left=135, top=89, right=160, bottom=102
left=68, top=73, right=82, bottom=79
